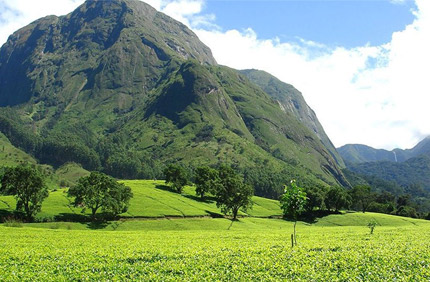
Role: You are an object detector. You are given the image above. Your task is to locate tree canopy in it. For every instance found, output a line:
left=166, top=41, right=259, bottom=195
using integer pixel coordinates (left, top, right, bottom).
left=194, top=166, right=220, bottom=199
left=215, top=165, right=253, bottom=220
left=0, top=165, right=48, bottom=221
left=68, top=172, right=133, bottom=218
left=164, top=164, right=189, bottom=193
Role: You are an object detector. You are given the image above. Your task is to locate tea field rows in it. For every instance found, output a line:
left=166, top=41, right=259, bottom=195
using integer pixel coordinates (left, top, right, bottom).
left=1, top=219, right=430, bottom=280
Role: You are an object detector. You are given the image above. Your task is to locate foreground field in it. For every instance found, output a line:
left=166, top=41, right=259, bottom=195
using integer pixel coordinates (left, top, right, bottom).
left=2, top=179, right=430, bottom=280
left=1, top=216, right=430, bottom=280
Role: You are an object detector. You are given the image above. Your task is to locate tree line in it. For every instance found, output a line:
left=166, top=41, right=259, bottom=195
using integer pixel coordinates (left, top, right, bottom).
left=1, top=163, right=428, bottom=223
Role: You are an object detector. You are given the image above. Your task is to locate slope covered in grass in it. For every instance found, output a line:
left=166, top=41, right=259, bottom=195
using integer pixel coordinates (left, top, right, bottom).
left=0, top=180, right=282, bottom=221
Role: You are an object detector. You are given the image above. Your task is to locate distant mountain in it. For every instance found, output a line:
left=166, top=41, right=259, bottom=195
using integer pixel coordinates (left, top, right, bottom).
left=340, top=137, right=430, bottom=192
left=0, top=0, right=348, bottom=197
left=347, top=154, right=430, bottom=191
left=338, top=137, right=430, bottom=164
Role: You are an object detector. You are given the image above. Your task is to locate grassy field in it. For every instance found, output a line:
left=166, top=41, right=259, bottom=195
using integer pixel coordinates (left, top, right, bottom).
left=0, top=180, right=282, bottom=221
left=1, top=178, right=430, bottom=280
left=1, top=214, right=430, bottom=280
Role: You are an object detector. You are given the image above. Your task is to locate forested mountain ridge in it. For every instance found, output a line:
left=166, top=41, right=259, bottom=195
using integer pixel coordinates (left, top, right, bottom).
left=0, top=0, right=348, bottom=197
left=338, top=137, right=430, bottom=164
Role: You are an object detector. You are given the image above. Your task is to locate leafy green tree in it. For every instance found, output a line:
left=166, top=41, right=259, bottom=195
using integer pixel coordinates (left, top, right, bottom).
left=164, top=164, right=189, bottom=193
left=350, top=185, right=375, bottom=213
left=215, top=166, right=253, bottom=220
left=326, top=186, right=351, bottom=212
left=303, top=184, right=327, bottom=212
left=280, top=180, right=307, bottom=246
left=194, top=166, right=220, bottom=199
left=68, top=172, right=133, bottom=219
left=0, top=165, right=48, bottom=221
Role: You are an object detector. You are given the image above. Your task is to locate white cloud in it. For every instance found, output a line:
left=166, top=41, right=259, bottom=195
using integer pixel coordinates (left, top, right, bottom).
left=194, top=0, right=430, bottom=150
left=0, top=0, right=85, bottom=45
left=0, top=0, right=428, bottom=150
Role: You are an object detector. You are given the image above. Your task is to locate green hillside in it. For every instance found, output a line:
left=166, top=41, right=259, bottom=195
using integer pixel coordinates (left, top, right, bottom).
left=0, top=180, right=282, bottom=221
left=0, top=132, right=89, bottom=188
left=240, top=69, right=345, bottom=169
left=2, top=179, right=427, bottom=232
left=0, top=132, right=37, bottom=166
left=0, top=0, right=347, bottom=198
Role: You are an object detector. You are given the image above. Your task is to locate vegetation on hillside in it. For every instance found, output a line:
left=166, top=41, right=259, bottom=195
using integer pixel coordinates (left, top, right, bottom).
left=0, top=0, right=348, bottom=199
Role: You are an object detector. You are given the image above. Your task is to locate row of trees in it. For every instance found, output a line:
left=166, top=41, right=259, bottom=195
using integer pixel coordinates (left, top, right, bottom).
left=0, top=165, right=133, bottom=222
left=164, top=164, right=253, bottom=220
left=0, top=163, right=426, bottom=222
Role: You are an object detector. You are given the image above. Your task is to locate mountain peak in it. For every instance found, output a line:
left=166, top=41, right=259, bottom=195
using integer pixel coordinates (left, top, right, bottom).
left=0, top=0, right=216, bottom=106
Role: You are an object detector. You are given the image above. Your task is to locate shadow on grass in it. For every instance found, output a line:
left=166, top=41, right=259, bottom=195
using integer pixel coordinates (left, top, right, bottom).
left=280, top=210, right=343, bottom=224
left=0, top=209, right=18, bottom=223
left=86, top=220, right=110, bottom=230
left=205, top=210, right=224, bottom=218
left=156, top=184, right=178, bottom=193
left=54, top=213, right=118, bottom=230
left=183, top=194, right=214, bottom=203
left=54, top=213, right=89, bottom=222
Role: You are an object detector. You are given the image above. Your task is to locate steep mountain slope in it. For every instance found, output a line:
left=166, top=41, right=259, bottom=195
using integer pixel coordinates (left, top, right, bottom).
left=0, top=0, right=348, bottom=196
left=338, top=137, right=430, bottom=164
left=240, top=69, right=345, bottom=168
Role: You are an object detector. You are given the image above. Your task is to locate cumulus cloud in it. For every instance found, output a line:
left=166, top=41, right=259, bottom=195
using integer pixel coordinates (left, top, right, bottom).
left=0, top=0, right=428, bottom=150
left=194, top=0, right=430, bottom=150
left=0, top=0, right=85, bottom=44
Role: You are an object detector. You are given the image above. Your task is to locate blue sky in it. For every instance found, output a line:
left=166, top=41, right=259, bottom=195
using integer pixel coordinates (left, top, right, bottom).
left=204, top=0, right=417, bottom=48
left=0, top=0, right=429, bottom=150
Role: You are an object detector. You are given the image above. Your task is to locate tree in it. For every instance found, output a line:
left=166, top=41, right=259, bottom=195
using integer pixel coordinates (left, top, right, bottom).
left=0, top=165, right=48, bottom=221
left=194, top=166, right=220, bottom=199
left=349, top=185, right=375, bottom=213
left=164, top=164, right=188, bottom=193
left=68, top=172, right=133, bottom=219
left=303, top=184, right=327, bottom=212
left=326, top=186, right=350, bottom=212
left=280, top=180, right=307, bottom=246
left=215, top=166, right=253, bottom=220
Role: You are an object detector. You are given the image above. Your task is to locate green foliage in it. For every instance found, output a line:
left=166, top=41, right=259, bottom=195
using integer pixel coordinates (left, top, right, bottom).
left=280, top=180, right=308, bottom=246
left=0, top=165, right=48, bottom=221
left=164, top=164, right=189, bottom=193
left=194, top=166, right=220, bottom=198
left=326, top=186, right=351, bottom=212
left=4, top=214, right=430, bottom=280
left=68, top=172, right=133, bottom=218
left=348, top=154, right=430, bottom=192
left=367, top=219, right=377, bottom=234
left=280, top=181, right=307, bottom=220
left=349, top=185, right=375, bottom=213
left=243, top=165, right=287, bottom=199
left=303, top=183, right=327, bottom=212
left=215, top=165, right=254, bottom=220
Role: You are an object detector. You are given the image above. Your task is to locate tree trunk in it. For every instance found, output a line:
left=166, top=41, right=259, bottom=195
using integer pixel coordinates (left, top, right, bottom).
left=232, top=206, right=239, bottom=220
left=24, top=202, right=32, bottom=222
left=91, top=207, right=98, bottom=219
left=293, top=221, right=297, bottom=246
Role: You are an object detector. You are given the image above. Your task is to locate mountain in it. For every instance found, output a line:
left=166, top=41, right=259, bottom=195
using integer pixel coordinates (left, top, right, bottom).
left=338, top=137, right=430, bottom=164
left=347, top=154, right=430, bottom=192
left=240, top=69, right=345, bottom=168
left=0, top=0, right=348, bottom=197
left=340, top=137, right=430, bottom=193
